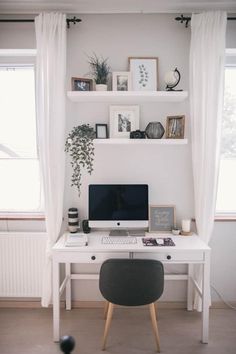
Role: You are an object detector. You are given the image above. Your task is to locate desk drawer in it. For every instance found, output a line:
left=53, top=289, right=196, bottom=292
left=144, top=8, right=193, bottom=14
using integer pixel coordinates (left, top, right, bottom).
left=134, top=251, right=204, bottom=262
left=74, top=252, right=129, bottom=264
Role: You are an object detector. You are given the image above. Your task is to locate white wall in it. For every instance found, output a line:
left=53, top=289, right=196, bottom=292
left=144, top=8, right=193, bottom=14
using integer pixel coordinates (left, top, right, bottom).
left=65, top=14, right=193, bottom=226
left=0, top=14, right=236, bottom=303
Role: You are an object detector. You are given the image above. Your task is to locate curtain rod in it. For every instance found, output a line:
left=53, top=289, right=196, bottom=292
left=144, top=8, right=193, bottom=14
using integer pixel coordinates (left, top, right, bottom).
left=0, top=16, right=81, bottom=28
left=175, top=14, right=236, bottom=27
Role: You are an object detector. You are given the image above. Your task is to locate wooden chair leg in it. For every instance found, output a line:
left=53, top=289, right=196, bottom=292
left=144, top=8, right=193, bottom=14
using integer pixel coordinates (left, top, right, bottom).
left=102, top=302, right=114, bottom=350
left=154, top=301, right=158, bottom=320
left=149, top=303, right=161, bottom=352
left=103, top=300, right=109, bottom=319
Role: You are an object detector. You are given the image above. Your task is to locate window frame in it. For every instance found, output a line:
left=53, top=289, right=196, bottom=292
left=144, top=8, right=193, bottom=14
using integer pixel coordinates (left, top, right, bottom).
left=0, top=49, right=44, bottom=219
left=215, top=49, right=236, bottom=220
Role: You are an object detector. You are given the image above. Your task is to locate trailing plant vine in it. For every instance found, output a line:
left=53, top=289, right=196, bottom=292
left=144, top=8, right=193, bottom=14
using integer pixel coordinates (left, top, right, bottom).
left=65, top=124, right=95, bottom=195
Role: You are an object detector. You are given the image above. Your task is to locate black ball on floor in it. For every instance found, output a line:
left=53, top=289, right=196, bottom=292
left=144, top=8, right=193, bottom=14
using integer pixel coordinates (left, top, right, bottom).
left=60, top=335, right=75, bottom=354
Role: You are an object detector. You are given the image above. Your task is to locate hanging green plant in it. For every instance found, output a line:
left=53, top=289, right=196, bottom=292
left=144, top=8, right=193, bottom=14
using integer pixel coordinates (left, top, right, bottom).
left=65, top=124, right=95, bottom=196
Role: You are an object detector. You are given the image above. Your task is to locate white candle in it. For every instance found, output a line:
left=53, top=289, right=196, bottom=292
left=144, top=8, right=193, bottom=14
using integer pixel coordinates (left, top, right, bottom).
left=182, top=219, right=191, bottom=232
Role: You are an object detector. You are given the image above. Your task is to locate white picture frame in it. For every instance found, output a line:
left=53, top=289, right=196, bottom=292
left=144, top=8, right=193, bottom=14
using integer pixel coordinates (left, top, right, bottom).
left=109, top=105, right=140, bottom=138
left=112, top=71, right=132, bottom=91
left=129, top=57, right=158, bottom=91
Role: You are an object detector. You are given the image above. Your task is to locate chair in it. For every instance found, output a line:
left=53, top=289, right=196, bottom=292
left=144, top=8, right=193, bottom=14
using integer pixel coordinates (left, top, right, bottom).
left=99, top=258, right=164, bottom=352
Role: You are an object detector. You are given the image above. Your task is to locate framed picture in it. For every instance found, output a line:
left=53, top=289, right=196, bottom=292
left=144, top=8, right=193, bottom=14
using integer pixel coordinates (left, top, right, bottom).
left=71, top=77, right=93, bottom=91
left=166, top=115, right=185, bottom=139
left=128, top=57, right=158, bottom=91
left=96, top=124, right=108, bottom=139
left=109, top=105, right=140, bottom=138
left=112, top=71, right=132, bottom=91
left=149, top=205, right=176, bottom=232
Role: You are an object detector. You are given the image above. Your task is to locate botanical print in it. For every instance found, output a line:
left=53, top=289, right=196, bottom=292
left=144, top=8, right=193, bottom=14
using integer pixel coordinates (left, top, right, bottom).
left=138, top=64, right=149, bottom=88
left=129, top=58, right=158, bottom=91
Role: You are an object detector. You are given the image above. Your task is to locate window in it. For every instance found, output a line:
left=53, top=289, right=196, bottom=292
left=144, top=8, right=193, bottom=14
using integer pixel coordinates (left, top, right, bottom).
left=216, top=51, right=236, bottom=215
left=0, top=65, right=43, bottom=214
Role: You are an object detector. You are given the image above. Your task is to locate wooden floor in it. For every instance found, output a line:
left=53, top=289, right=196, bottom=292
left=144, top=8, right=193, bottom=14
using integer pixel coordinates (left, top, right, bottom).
left=0, top=307, right=236, bottom=354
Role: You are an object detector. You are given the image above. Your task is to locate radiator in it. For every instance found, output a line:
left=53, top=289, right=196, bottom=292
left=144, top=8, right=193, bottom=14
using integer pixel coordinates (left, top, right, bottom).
left=0, top=232, right=47, bottom=297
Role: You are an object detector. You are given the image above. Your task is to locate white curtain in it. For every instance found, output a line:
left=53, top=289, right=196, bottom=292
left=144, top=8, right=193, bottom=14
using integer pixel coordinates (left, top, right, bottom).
left=189, top=11, right=226, bottom=310
left=35, top=13, right=67, bottom=307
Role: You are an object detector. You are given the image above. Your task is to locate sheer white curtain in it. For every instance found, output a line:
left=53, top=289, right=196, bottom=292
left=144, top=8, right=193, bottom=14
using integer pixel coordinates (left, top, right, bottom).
left=35, top=13, right=67, bottom=307
left=189, top=11, right=226, bottom=310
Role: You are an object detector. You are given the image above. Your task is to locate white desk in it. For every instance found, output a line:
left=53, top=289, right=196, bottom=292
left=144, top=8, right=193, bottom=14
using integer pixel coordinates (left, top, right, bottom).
left=52, top=232, right=211, bottom=343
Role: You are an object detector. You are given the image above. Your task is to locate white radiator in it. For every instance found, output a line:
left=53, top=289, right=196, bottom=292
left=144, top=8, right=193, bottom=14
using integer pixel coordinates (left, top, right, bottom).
left=0, top=232, right=47, bottom=297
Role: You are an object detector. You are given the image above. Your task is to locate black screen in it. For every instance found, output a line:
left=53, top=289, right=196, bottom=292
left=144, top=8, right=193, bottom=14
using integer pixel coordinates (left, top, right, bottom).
left=89, top=184, right=148, bottom=221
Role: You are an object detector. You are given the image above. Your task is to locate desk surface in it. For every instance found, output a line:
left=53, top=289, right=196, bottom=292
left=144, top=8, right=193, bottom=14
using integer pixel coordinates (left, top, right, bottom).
left=53, top=232, right=210, bottom=253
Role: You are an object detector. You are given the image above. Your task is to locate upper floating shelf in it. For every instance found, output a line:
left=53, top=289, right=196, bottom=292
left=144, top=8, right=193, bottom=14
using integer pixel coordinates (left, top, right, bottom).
left=94, top=138, right=188, bottom=145
left=67, top=91, right=188, bottom=103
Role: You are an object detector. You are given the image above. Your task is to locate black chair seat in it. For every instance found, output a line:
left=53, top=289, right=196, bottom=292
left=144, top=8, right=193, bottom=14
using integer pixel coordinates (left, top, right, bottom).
left=99, top=258, right=164, bottom=306
left=99, top=258, right=164, bottom=352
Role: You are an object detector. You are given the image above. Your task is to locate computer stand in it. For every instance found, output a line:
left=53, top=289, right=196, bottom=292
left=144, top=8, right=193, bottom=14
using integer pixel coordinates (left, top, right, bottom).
left=109, top=230, right=129, bottom=237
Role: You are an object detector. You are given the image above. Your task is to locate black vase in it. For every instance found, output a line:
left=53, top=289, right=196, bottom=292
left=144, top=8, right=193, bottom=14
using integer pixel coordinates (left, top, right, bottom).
left=145, top=122, right=165, bottom=139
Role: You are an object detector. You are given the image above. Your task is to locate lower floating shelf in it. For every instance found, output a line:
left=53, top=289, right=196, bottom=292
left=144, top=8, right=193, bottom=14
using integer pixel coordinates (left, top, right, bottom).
left=94, top=138, right=188, bottom=145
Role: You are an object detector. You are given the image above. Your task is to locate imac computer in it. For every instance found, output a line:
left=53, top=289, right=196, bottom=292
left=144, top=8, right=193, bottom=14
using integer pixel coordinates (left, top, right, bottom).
left=88, top=184, right=148, bottom=235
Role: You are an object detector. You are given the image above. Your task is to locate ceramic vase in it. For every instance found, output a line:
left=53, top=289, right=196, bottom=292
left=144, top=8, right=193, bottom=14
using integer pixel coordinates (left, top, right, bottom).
left=145, top=122, right=165, bottom=139
left=96, top=84, right=108, bottom=91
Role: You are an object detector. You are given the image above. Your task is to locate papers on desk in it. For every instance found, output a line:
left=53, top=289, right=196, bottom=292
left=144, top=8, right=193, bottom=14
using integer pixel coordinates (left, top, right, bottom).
left=65, top=233, right=88, bottom=247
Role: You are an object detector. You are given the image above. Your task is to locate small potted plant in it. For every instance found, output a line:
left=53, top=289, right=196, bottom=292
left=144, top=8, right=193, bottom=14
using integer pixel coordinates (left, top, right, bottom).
left=65, top=124, right=96, bottom=196
left=88, top=53, right=111, bottom=91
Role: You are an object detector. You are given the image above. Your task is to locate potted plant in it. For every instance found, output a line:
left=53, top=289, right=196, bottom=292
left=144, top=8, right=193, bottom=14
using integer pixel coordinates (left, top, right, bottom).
left=65, top=124, right=95, bottom=196
left=88, top=53, right=111, bottom=91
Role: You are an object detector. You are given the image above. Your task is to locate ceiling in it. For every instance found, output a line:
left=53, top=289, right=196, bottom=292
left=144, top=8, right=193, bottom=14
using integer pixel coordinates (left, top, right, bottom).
left=0, top=0, right=236, bottom=15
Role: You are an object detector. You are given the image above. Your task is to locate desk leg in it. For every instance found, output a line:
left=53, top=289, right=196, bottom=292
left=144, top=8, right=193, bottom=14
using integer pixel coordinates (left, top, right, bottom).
left=202, top=252, right=210, bottom=343
left=187, top=263, right=194, bottom=311
left=65, top=263, right=71, bottom=310
left=53, top=259, right=60, bottom=342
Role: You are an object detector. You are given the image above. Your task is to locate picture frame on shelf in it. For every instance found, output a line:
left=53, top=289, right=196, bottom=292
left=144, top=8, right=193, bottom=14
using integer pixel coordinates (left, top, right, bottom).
left=166, top=115, right=185, bottom=139
left=96, top=124, right=108, bottom=139
left=128, top=57, right=158, bottom=91
left=112, top=71, right=132, bottom=91
left=71, top=77, right=93, bottom=91
left=149, top=205, right=176, bottom=232
left=109, top=105, right=140, bottom=138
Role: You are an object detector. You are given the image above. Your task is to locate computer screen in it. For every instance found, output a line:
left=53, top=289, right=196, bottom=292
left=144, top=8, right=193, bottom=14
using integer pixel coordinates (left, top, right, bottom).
left=88, top=184, right=149, bottom=229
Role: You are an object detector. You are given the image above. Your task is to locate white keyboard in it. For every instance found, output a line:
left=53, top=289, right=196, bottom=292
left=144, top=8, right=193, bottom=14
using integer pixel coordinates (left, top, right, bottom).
left=102, top=236, right=137, bottom=245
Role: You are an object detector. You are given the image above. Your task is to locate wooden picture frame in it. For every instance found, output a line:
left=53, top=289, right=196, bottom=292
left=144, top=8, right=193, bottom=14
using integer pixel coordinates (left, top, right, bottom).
left=166, top=115, right=185, bottom=139
left=71, top=77, right=93, bottom=91
left=112, top=71, right=132, bottom=91
left=149, top=205, right=176, bottom=232
left=109, top=105, right=140, bottom=138
left=128, top=57, right=158, bottom=91
left=96, top=124, right=108, bottom=139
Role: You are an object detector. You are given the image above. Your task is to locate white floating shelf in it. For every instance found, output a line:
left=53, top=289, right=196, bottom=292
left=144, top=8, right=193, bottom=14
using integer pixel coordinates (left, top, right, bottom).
left=67, top=90, right=188, bottom=103
left=94, top=138, right=188, bottom=145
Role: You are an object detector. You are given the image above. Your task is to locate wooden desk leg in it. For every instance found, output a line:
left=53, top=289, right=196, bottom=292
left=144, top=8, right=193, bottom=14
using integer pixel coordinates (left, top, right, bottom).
left=187, top=263, right=194, bottom=311
left=202, top=251, right=210, bottom=343
left=53, top=259, right=60, bottom=342
left=65, top=263, right=71, bottom=310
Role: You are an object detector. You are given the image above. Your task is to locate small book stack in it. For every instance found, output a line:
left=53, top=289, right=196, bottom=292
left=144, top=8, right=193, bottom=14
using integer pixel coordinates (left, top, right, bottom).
left=65, top=233, right=88, bottom=247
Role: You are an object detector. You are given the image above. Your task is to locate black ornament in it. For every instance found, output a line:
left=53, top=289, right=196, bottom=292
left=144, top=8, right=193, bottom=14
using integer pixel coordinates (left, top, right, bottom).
left=130, top=130, right=146, bottom=139
left=60, top=335, right=75, bottom=354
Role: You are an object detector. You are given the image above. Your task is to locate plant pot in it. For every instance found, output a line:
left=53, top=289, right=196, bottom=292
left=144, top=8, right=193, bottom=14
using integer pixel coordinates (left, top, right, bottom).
left=145, top=122, right=165, bottom=139
left=96, top=84, right=108, bottom=91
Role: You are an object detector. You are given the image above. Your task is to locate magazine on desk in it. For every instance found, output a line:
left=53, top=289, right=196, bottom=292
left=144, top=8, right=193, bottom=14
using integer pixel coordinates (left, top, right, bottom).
left=65, top=233, right=88, bottom=247
left=142, top=237, right=175, bottom=246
